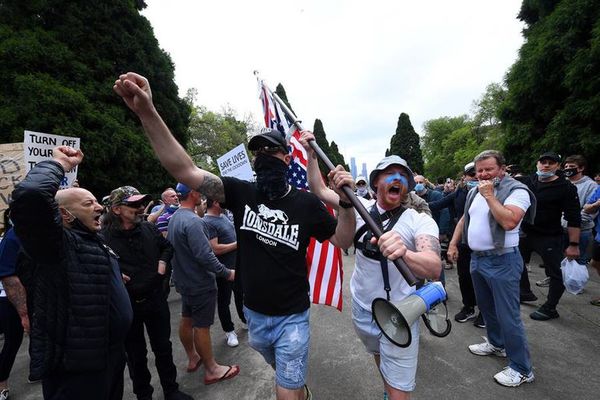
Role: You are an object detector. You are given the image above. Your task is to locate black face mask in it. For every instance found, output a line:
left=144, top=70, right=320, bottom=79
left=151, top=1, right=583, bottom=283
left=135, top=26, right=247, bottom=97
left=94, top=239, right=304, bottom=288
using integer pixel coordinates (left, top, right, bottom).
left=254, top=153, right=289, bottom=200
left=562, top=167, right=579, bottom=177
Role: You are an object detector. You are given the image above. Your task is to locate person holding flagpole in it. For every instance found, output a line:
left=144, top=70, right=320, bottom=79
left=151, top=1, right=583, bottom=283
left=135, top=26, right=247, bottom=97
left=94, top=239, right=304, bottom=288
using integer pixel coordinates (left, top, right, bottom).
left=299, top=132, right=442, bottom=400
left=114, top=72, right=356, bottom=400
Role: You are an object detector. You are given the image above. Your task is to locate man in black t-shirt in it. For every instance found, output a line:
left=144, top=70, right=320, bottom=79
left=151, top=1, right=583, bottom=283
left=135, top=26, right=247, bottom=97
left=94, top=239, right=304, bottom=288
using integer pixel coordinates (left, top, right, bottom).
left=518, top=152, right=581, bottom=321
left=114, top=72, right=356, bottom=400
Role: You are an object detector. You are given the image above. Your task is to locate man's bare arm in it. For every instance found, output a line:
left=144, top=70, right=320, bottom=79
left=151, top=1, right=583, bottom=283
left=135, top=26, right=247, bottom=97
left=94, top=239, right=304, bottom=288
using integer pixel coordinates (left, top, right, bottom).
left=2, top=276, right=30, bottom=333
left=114, top=72, right=225, bottom=202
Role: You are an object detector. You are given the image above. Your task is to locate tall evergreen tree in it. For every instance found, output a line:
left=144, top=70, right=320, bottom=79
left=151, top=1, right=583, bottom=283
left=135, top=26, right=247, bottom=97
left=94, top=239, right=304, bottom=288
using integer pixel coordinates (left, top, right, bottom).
left=500, top=0, right=600, bottom=173
left=387, top=113, right=424, bottom=173
left=273, top=83, right=348, bottom=175
left=0, top=0, right=190, bottom=197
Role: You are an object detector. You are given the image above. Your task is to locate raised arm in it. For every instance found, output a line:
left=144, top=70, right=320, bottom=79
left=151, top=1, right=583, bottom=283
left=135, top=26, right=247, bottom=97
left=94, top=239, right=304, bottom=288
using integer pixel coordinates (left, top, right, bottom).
left=113, top=72, right=225, bottom=202
left=299, top=131, right=341, bottom=208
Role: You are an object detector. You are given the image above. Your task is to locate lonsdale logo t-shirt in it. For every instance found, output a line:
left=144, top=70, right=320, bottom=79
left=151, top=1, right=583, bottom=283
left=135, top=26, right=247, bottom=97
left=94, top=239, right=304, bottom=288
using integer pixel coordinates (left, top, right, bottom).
left=222, top=177, right=337, bottom=315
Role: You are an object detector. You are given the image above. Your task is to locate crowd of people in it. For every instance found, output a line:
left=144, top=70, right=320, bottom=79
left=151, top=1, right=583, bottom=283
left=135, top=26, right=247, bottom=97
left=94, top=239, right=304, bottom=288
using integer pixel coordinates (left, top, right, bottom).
left=0, top=72, right=599, bottom=400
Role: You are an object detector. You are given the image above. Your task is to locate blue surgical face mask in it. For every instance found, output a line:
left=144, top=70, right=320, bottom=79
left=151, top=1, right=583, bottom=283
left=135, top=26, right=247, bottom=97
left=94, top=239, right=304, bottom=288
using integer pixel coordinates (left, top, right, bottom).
left=466, top=180, right=478, bottom=189
left=536, top=170, right=555, bottom=179
left=414, top=183, right=425, bottom=193
left=356, top=187, right=368, bottom=197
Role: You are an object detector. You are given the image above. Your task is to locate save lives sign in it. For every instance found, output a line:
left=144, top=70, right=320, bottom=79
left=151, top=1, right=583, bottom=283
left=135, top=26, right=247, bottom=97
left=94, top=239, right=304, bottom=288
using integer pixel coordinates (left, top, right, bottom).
left=217, top=143, right=254, bottom=181
left=24, top=130, right=80, bottom=188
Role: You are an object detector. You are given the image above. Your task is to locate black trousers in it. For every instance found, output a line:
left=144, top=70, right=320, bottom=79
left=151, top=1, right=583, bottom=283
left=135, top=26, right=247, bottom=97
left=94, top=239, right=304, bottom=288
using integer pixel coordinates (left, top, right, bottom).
left=519, top=233, right=565, bottom=308
left=0, top=297, right=24, bottom=381
left=457, top=244, right=476, bottom=308
left=126, top=293, right=178, bottom=399
left=42, top=345, right=126, bottom=400
left=216, top=275, right=245, bottom=332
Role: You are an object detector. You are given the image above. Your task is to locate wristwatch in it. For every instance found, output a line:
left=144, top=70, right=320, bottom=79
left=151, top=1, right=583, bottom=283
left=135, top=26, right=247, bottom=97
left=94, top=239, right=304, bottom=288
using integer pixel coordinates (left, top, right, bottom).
left=338, top=199, right=353, bottom=209
left=569, top=242, right=579, bottom=246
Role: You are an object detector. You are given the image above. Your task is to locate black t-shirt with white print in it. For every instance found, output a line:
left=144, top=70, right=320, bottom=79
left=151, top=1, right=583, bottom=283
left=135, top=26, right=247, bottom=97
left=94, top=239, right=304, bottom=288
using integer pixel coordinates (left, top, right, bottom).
left=222, top=177, right=337, bottom=316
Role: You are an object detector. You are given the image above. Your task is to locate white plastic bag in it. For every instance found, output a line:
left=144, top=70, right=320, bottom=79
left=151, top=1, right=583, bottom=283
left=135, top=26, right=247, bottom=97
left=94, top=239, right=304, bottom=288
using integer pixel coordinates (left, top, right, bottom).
left=560, top=258, right=589, bottom=295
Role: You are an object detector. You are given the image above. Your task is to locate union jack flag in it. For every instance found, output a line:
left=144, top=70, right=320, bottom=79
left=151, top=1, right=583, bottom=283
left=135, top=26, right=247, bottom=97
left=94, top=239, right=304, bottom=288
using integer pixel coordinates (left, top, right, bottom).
left=258, top=81, right=344, bottom=311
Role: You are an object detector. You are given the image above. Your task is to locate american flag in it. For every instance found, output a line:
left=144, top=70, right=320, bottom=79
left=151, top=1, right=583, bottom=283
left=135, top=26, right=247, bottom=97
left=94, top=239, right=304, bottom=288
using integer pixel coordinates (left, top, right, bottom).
left=258, top=81, right=344, bottom=311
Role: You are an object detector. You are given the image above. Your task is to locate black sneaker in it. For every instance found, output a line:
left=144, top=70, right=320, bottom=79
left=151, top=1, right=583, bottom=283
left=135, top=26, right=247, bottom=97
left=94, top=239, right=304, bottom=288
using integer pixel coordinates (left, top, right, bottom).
left=520, top=292, right=538, bottom=303
left=530, top=305, right=559, bottom=321
left=165, top=390, right=194, bottom=400
left=473, top=312, right=485, bottom=328
left=454, top=306, right=476, bottom=322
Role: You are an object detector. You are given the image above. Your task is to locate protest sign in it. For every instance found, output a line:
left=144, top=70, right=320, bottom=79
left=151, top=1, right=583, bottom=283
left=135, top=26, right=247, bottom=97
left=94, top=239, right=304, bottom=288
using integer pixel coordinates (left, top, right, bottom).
left=24, top=130, right=80, bottom=188
left=217, top=143, right=254, bottom=181
left=0, top=142, right=25, bottom=230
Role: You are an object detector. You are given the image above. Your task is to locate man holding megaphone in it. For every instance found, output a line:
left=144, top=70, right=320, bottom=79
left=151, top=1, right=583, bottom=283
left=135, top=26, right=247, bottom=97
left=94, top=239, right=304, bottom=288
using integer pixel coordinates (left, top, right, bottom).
left=301, top=134, right=442, bottom=400
left=448, top=150, right=536, bottom=388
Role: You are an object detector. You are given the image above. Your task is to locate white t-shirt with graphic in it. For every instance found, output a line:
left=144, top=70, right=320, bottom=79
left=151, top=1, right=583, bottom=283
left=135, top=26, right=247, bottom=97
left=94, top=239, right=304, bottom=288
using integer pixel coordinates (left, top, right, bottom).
left=350, top=198, right=439, bottom=310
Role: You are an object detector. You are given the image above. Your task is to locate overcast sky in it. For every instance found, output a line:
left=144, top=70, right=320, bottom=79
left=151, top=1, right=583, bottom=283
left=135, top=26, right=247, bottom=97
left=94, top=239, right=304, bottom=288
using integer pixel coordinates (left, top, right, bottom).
left=142, top=0, right=525, bottom=174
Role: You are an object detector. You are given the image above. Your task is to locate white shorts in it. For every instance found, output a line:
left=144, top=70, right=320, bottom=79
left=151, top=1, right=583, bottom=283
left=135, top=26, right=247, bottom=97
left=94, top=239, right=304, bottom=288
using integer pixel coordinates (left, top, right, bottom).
left=351, top=298, right=419, bottom=392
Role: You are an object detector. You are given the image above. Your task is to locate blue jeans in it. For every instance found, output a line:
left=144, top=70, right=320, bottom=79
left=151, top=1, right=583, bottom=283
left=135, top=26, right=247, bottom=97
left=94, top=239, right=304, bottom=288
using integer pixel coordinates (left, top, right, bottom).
left=244, top=307, right=310, bottom=390
left=471, top=248, right=532, bottom=375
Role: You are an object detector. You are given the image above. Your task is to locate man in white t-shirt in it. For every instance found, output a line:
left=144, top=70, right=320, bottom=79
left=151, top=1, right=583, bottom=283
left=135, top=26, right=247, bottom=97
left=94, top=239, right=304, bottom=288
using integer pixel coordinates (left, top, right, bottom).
left=301, top=133, right=442, bottom=400
left=448, top=150, right=537, bottom=388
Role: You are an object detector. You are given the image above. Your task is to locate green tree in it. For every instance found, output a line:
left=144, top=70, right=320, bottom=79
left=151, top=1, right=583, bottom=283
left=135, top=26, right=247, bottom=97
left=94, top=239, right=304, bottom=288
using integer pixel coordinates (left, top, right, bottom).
left=186, top=90, right=250, bottom=176
left=274, top=83, right=347, bottom=175
left=500, top=0, right=600, bottom=173
left=386, top=113, right=424, bottom=173
left=0, top=0, right=190, bottom=197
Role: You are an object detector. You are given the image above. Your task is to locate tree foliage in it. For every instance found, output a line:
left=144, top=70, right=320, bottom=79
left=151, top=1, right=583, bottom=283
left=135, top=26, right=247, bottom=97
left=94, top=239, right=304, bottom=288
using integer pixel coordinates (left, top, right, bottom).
left=385, top=113, right=424, bottom=174
left=0, top=0, right=190, bottom=197
left=186, top=90, right=251, bottom=176
left=273, top=83, right=347, bottom=176
left=500, top=0, right=600, bottom=174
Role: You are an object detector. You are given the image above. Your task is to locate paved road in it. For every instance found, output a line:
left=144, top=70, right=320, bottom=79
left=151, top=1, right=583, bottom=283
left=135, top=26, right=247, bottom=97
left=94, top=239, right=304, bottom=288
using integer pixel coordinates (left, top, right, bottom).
left=4, top=253, right=600, bottom=399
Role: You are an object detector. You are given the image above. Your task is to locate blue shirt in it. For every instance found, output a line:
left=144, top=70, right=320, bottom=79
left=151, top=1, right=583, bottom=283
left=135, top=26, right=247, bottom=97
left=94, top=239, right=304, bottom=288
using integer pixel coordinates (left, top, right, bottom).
left=0, top=228, right=21, bottom=279
left=586, top=185, right=600, bottom=241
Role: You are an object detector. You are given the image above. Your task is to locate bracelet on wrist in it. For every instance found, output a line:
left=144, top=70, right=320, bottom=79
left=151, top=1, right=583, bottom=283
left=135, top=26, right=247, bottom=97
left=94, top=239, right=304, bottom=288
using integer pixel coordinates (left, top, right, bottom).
left=338, top=199, right=353, bottom=209
left=568, top=242, right=579, bottom=247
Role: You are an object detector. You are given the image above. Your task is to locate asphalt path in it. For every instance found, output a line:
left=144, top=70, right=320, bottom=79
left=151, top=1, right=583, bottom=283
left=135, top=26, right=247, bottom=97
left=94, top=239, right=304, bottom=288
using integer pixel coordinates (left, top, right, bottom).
left=3, top=253, right=600, bottom=399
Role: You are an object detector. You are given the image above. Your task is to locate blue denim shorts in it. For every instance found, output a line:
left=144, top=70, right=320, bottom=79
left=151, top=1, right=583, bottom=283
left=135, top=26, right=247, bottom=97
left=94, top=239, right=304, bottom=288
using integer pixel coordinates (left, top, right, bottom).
left=351, top=299, right=419, bottom=392
left=243, top=306, right=310, bottom=390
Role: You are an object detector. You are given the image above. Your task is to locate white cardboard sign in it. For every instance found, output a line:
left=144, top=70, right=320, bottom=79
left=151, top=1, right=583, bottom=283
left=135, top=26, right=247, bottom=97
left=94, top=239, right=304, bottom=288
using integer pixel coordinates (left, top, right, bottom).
left=24, top=130, right=81, bottom=188
left=217, top=143, right=254, bottom=181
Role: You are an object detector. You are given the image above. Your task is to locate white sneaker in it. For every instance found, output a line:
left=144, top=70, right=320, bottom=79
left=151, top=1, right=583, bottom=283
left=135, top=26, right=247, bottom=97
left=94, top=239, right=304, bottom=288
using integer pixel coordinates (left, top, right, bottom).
left=0, top=389, right=8, bottom=400
left=494, top=367, right=534, bottom=387
left=468, top=337, right=507, bottom=357
left=535, top=277, right=551, bottom=287
left=225, top=331, right=239, bottom=347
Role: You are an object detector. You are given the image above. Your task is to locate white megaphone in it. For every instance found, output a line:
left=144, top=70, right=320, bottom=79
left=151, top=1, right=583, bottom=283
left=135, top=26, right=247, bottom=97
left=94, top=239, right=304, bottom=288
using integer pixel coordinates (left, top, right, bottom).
left=372, top=282, right=448, bottom=348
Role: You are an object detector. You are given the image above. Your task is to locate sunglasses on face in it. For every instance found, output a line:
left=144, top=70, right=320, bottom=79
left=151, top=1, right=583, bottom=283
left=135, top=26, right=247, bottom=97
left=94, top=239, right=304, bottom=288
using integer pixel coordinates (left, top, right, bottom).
left=122, top=201, right=145, bottom=208
left=252, top=146, right=285, bottom=156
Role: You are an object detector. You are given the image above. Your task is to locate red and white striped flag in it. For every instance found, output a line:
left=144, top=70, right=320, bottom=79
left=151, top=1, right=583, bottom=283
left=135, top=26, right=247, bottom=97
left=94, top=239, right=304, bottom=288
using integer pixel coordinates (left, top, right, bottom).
left=258, top=81, right=344, bottom=311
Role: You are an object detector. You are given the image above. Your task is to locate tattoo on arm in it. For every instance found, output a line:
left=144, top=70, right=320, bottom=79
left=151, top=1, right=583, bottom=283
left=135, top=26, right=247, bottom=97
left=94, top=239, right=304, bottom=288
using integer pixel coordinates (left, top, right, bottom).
left=2, top=276, right=28, bottom=317
left=197, top=174, right=225, bottom=203
left=415, top=234, right=441, bottom=256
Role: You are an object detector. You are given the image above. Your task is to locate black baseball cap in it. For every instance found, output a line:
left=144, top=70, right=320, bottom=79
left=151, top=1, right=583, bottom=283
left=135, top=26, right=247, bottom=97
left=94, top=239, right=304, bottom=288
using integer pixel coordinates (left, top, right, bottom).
left=248, top=128, right=289, bottom=153
left=538, top=152, right=560, bottom=163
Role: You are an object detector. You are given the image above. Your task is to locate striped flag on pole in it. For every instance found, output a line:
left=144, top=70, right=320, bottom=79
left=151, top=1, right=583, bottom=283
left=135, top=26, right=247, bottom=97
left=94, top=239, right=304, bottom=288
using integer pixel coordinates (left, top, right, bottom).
left=257, top=80, right=344, bottom=311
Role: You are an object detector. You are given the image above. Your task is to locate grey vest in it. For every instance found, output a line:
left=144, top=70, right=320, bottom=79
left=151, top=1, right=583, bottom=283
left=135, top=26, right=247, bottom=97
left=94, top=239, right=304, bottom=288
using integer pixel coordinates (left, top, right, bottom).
left=463, top=175, right=536, bottom=249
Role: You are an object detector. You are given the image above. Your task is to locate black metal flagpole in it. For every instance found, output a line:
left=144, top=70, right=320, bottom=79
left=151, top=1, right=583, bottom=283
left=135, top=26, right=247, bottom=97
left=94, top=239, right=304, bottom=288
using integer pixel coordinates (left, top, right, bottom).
left=256, top=73, right=418, bottom=286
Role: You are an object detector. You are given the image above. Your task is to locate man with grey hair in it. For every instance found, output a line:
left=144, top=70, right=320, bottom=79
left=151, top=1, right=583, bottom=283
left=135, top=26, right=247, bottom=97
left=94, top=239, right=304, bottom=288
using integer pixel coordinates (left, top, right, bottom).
left=448, top=150, right=536, bottom=387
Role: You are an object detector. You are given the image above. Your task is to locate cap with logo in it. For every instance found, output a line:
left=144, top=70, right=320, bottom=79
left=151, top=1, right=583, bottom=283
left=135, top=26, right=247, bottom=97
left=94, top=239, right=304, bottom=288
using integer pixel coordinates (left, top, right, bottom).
left=175, top=182, right=192, bottom=197
left=368, top=155, right=416, bottom=191
left=248, top=128, right=289, bottom=153
left=538, top=151, right=561, bottom=163
left=109, top=186, right=151, bottom=206
left=463, top=162, right=475, bottom=175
